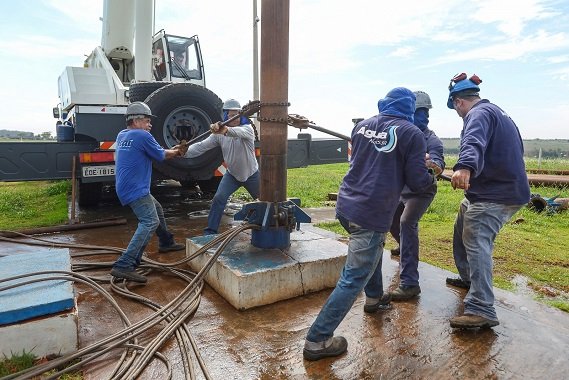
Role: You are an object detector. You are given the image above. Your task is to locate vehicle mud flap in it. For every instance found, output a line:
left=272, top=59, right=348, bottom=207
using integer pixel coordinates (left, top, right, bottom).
left=77, top=181, right=102, bottom=208
left=144, top=83, right=224, bottom=183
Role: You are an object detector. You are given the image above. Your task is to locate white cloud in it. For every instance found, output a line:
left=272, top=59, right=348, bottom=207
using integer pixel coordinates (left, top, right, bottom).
left=547, top=55, right=569, bottom=63
left=389, top=47, right=415, bottom=58
left=1, top=0, right=568, bottom=140
left=471, top=0, right=558, bottom=37
left=45, top=0, right=102, bottom=33
left=435, top=30, right=569, bottom=64
left=550, top=65, right=569, bottom=81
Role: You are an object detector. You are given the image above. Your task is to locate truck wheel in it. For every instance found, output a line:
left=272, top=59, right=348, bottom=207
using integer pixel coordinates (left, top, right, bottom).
left=77, top=181, right=102, bottom=208
left=145, top=83, right=224, bottom=183
left=129, top=82, right=170, bottom=102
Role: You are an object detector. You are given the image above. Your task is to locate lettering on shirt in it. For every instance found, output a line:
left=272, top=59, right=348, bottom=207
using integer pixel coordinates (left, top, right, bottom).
left=117, top=139, right=133, bottom=149
left=356, top=125, right=399, bottom=153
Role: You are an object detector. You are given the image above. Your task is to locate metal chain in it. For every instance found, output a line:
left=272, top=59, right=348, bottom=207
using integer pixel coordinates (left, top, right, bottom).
left=257, top=101, right=292, bottom=124
left=259, top=101, right=291, bottom=107
left=257, top=116, right=290, bottom=123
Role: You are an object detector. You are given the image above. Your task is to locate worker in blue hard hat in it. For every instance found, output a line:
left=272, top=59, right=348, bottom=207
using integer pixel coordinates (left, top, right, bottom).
left=446, top=72, right=482, bottom=110
left=445, top=73, right=530, bottom=329
left=387, top=90, right=446, bottom=301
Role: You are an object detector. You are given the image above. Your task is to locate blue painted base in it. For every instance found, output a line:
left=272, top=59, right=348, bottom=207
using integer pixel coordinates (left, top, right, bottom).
left=0, top=249, right=74, bottom=326
left=252, top=228, right=290, bottom=249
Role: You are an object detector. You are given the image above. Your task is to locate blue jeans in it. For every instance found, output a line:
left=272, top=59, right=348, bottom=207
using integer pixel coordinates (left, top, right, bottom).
left=452, top=198, right=522, bottom=320
left=389, top=194, right=435, bottom=286
left=204, top=171, right=260, bottom=235
left=113, top=194, right=174, bottom=271
left=306, top=214, right=386, bottom=343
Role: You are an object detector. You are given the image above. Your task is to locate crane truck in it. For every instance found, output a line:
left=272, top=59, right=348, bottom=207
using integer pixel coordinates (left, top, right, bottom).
left=0, top=0, right=348, bottom=207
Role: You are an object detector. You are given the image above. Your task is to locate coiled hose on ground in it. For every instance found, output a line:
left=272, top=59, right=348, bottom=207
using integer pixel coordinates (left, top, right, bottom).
left=0, top=223, right=258, bottom=380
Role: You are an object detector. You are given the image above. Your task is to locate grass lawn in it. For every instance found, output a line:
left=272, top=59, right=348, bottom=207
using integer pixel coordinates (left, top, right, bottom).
left=0, top=181, right=71, bottom=230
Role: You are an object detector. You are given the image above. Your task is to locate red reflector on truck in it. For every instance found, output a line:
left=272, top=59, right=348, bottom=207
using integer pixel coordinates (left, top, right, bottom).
left=79, top=151, right=115, bottom=163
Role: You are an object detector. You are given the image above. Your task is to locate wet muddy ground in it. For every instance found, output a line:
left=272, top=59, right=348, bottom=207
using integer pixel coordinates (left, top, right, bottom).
left=2, top=181, right=568, bottom=379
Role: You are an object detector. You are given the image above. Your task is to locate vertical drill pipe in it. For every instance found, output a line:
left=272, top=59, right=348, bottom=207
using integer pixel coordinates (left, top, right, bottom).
left=260, top=0, right=290, bottom=202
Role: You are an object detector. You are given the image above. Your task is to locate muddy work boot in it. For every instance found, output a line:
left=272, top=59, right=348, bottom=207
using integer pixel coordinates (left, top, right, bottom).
left=446, top=277, right=471, bottom=289
left=390, top=247, right=400, bottom=256
left=389, top=285, right=421, bottom=301
left=110, top=268, right=147, bottom=283
left=450, top=314, right=499, bottom=329
left=158, top=242, right=186, bottom=253
left=364, top=294, right=392, bottom=313
left=303, top=336, right=348, bottom=361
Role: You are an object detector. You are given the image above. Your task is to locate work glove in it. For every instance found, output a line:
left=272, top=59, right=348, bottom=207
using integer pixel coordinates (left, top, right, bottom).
left=425, top=153, right=443, bottom=176
left=173, top=140, right=189, bottom=157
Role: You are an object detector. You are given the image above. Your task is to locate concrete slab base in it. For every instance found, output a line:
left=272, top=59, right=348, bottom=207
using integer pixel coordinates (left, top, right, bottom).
left=187, top=224, right=347, bottom=310
left=0, top=248, right=78, bottom=358
left=0, top=311, right=78, bottom=358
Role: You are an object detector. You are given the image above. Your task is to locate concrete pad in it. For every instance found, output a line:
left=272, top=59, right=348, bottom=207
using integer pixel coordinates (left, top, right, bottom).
left=187, top=224, right=347, bottom=310
left=0, top=249, right=75, bottom=325
left=0, top=248, right=78, bottom=358
left=0, top=311, right=78, bottom=358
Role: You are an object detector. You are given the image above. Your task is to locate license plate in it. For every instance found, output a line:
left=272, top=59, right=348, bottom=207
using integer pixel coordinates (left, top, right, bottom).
left=82, top=165, right=115, bottom=177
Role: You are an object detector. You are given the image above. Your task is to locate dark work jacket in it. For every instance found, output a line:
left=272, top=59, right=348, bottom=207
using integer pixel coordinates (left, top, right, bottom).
left=453, top=99, right=530, bottom=205
left=401, top=127, right=445, bottom=198
left=336, top=114, right=435, bottom=232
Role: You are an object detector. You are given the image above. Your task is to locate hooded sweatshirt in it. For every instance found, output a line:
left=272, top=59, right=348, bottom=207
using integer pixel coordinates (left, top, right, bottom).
left=400, top=108, right=445, bottom=198
left=336, top=87, right=435, bottom=232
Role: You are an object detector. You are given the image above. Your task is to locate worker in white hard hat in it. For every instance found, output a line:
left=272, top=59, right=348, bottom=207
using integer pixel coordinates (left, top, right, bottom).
left=110, top=102, right=188, bottom=284
left=185, top=98, right=260, bottom=235
left=388, top=90, right=446, bottom=301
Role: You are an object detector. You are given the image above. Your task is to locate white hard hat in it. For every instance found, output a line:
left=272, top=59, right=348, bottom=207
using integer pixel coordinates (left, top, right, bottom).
left=222, top=98, right=241, bottom=111
left=126, top=102, right=156, bottom=121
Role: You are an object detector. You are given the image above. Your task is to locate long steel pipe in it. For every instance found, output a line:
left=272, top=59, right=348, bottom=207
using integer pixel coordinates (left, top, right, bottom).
left=259, top=0, right=290, bottom=202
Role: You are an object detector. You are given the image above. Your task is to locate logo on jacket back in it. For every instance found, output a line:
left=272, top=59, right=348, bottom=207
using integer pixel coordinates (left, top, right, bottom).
left=356, top=125, right=398, bottom=153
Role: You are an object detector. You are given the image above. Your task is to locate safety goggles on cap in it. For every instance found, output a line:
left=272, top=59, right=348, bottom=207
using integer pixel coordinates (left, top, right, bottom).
left=448, top=73, right=482, bottom=90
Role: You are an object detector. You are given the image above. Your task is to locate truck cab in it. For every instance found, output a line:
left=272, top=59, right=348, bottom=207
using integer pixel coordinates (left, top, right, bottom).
left=152, top=31, right=205, bottom=85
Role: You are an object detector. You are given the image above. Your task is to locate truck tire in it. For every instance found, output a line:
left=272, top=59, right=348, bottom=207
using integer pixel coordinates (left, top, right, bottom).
left=129, top=82, right=170, bottom=102
left=77, top=181, right=102, bottom=208
left=145, top=83, right=224, bottom=183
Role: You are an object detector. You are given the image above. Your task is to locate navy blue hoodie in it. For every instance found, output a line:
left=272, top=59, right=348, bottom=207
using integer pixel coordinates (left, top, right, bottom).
left=336, top=88, right=435, bottom=232
left=401, top=108, right=445, bottom=198
left=454, top=100, right=530, bottom=205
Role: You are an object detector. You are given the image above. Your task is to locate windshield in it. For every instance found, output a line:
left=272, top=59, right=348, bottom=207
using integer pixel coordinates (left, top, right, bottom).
left=165, top=35, right=202, bottom=80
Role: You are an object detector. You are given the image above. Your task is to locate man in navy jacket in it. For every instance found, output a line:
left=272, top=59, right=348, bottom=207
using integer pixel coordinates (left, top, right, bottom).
left=446, top=73, right=530, bottom=329
left=389, top=90, right=445, bottom=300
left=303, top=87, right=436, bottom=361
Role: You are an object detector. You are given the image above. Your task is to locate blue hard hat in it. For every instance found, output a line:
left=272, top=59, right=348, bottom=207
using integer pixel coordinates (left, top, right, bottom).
left=447, top=73, right=481, bottom=109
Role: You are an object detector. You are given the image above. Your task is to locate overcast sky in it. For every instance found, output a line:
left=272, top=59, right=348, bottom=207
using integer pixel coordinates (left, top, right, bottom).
left=0, top=0, right=568, bottom=140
